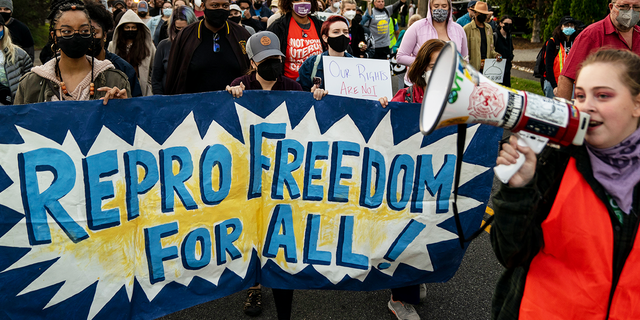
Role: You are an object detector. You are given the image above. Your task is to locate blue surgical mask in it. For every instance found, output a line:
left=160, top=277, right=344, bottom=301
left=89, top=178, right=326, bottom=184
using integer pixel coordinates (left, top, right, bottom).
left=0, top=29, right=4, bottom=41
left=562, top=27, right=575, bottom=36
left=163, top=8, right=173, bottom=16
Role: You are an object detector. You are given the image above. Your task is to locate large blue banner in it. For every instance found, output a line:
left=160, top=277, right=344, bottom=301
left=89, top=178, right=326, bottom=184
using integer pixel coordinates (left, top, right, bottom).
left=0, top=91, right=501, bottom=319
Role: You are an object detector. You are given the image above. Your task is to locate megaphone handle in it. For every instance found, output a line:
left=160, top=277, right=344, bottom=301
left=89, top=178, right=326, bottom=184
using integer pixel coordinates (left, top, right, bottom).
left=493, top=138, right=529, bottom=185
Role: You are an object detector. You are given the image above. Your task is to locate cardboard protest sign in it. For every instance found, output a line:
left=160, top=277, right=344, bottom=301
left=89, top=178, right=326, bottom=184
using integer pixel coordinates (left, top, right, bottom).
left=0, top=91, right=501, bottom=319
left=323, top=56, right=393, bottom=101
left=483, top=59, right=507, bottom=83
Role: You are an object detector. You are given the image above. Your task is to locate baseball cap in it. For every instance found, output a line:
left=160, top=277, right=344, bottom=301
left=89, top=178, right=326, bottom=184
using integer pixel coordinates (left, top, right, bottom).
left=559, top=16, right=577, bottom=26
left=137, top=0, right=149, bottom=12
left=246, top=31, right=285, bottom=63
left=230, top=4, right=241, bottom=12
left=468, top=0, right=477, bottom=8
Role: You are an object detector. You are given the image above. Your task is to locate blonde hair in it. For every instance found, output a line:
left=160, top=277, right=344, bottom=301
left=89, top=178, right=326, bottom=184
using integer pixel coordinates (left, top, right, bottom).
left=408, top=14, right=422, bottom=27
left=340, top=0, right=356, bottom=12
left=0, top=27, right=16, bottom=65
left=578, top=49, right=640, bottom=97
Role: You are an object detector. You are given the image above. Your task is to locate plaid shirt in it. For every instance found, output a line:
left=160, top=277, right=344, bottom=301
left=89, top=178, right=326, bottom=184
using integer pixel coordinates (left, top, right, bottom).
left=490, top=145, right=639, bottom=320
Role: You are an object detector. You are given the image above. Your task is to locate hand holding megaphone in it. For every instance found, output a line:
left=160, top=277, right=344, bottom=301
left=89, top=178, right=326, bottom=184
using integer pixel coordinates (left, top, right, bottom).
left=420, top=41, right=590, bottom=184
left=494, top=133, right=544, bottom=186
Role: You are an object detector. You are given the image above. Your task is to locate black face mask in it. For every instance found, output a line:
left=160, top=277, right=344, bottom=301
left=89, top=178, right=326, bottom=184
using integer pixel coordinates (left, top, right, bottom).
left=0, top=12, right=10, bottom=23
left=123, top=29, right=138, bottom=39
left=502, top=23, right=512, bottom=32
left=254, top=1, right=262, bottom=8
left=327, top=34, right=350, bottom=52
left=476, top=14, right=486, bottom=23
left=257, top=58, right=283, bottom=81
left=138, top=12, right=148, bottom=18
left=113, top=8, right=123, bottom=17
left=57, top=34, right=93, bottom=59
left=86, top=37, right=104, bottom=57
left=229, top=15, right=241, bottom=24
left=353, top=13, right=362, bottom=24
left=205, top=8, right=230, bottom=28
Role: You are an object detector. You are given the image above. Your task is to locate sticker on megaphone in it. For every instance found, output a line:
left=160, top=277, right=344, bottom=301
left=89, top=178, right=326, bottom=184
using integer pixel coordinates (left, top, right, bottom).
left=420, top=41, right=590, bottom=183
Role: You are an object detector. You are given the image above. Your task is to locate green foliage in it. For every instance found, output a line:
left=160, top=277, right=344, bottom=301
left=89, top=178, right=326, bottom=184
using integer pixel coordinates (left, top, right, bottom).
left=12, top=0, right=52, bottom=33
left=570, top=0, right=608, bottom=24
left=31, top=24, right=51, bottom=50
left=493, top=0, right=554, bottom=30
left=544, top=0, right=571, bottom=39
left=511, top=76, right=544, bottom=96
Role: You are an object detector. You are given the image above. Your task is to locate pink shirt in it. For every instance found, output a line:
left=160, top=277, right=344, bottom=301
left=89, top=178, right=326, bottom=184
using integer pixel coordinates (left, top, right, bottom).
left=396, top=8, right=468, bottom=67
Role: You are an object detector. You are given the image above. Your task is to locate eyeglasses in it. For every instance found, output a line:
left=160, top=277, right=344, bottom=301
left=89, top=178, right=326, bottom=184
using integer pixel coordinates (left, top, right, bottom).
left=615, top=4, right=640, bottom=11
left=56, top=26, right=93, bottom=39
left=213, top=33, right=220, bottom=52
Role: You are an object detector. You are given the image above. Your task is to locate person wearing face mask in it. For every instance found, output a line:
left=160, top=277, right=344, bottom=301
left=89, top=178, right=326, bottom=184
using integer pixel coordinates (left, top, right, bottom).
left=455, top=0, right=474, bottom=27
left=494, top=15, right=514, bottom=87
left=341, top=0, right=371, bottom=58
left=463, top=1, right=501, bottom=72
left=0, top=0, right=35, bottom=62
left=324, top=0, right=340, bottom=13
left=152, top=5, right=196, bottom=94
left=85, top=1, right=143, bottom=97
left=149, top=0, right=166, bottom=16
left=378, top=40, right=447, bottom=320
left=237, top=0, right=264, bottom=31
left=165, top=0, right=251, bottom=94
left=556, top=0, right=640, bottom=100
left=267, top=0, right=323, bottom=80
left=361, top=0, right=406, bottom=59
left=137, top=0, right=153, bottom=23
left=226, top=33, right=300, bottom=320
left=296, top=15, right=351, bottom=98
left=15, top=2, right=129, bottom=104
left=229, top=4, right=256, bottom=34
left=147, top=1, right=173, bottom=44
left=397, top=0, right=467, bottom=85
left=250, top=0, right=272, bottom=30
left=0, top=14, right=31, bottom=104
left=542, top=16, right=576, bottom=98
left=108, top=9, right=156, bottom=96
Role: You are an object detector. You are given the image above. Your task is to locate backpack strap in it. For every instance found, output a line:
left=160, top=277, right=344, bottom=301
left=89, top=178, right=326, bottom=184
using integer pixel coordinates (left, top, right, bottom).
left=310, top=54, right=322, bottom=83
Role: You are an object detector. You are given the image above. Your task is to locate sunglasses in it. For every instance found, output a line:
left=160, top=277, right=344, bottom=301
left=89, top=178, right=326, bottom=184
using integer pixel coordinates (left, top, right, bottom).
left=213, top=33, right=220, bottom=53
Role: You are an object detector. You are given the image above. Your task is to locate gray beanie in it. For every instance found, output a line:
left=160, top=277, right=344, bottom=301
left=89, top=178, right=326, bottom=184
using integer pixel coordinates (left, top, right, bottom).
left=0, top=0, right=12, bottom=12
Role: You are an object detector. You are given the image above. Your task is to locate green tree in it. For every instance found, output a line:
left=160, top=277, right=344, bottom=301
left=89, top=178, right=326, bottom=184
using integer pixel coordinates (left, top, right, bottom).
left=13, top=0, right=52, bottom=32
left=570, top=0, right=608, bottom=24
left=544, top=0, right=571, bottom=40
left=494, top=0, right=554, bottom=42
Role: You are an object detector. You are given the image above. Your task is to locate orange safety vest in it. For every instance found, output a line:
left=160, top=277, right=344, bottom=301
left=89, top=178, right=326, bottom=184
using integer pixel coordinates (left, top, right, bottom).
left=552, top=41, right=566, bottom=84
left=520, top=158, right=640, bottom=320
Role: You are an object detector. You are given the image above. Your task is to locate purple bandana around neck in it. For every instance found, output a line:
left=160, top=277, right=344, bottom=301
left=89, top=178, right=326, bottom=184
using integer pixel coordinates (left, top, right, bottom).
left=586, top=127, right=640, bottom=213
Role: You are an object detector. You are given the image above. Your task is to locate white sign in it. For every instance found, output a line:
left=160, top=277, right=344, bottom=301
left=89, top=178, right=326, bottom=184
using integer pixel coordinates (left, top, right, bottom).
left=483, top=59, right=507, bottom=83
left=323, top=56, right=393, bottom=101
left=314, top=12, right=340, bottom=21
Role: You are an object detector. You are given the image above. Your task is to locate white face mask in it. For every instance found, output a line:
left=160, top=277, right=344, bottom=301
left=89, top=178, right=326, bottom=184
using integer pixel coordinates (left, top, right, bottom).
left=422, top=70, right=433, bottom=83
left=344, top=9, right=356, bottom=20
left=333, top=1, right=340, bottom=8
left=194, top=0, right=202, bottom=7
left=163, top=8, right=172, bottom=16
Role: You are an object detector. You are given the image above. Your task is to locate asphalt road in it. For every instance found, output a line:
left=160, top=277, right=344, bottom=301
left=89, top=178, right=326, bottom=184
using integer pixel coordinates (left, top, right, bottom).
left=160, top=233, right=503, bottom=320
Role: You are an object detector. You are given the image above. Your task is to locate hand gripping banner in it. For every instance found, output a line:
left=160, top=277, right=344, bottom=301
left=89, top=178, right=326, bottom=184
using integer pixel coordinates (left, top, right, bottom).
left=0, top=91, right=502, bottom=319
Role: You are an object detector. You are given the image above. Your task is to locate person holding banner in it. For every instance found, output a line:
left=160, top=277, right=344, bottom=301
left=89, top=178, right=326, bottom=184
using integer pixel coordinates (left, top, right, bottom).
left=296, top=15, right=352, bottom=98
left=492, top=49, right=640, bottom=319
left=380, top=38, right=445, bottom=107
left=226, top=31, right=301, bottom=319
left=15, top=2, right=130, bottom=105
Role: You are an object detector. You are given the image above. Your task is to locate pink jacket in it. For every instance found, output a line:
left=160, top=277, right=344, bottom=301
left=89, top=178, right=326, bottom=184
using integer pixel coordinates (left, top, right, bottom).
left=396, top=4, right=468, bottom=66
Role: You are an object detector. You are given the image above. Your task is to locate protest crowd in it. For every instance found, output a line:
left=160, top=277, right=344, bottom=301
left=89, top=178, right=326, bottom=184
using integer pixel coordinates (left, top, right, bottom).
left=4, top=0, right=640, bottom=318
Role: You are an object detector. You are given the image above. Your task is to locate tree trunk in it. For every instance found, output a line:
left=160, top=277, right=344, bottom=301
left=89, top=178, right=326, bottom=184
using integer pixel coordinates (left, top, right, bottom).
left=530, top=0, right=543, bottom=43
left=418, top=0, right=428, bottom=18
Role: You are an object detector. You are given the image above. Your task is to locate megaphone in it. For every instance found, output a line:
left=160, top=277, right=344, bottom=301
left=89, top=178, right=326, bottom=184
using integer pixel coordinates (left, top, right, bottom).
left=420, top=41, right=590, bottom=183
